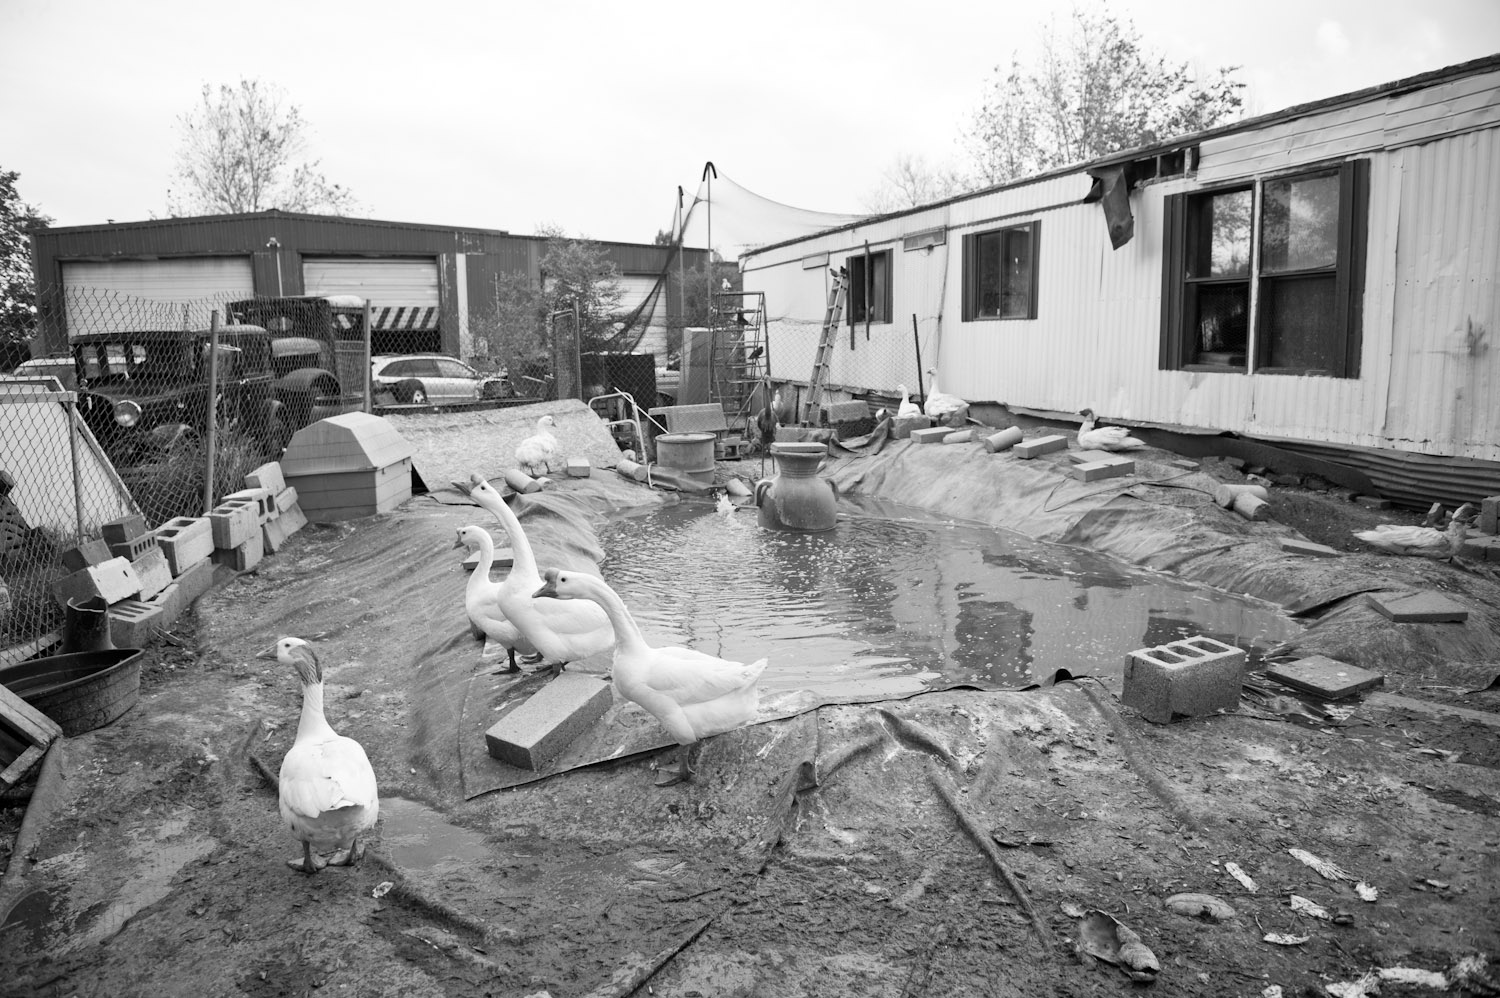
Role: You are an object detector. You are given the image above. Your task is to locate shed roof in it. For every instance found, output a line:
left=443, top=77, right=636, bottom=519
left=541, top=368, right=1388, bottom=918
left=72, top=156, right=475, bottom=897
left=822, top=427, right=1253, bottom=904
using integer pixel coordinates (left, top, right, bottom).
left=281, top=412, right=414, bottom=474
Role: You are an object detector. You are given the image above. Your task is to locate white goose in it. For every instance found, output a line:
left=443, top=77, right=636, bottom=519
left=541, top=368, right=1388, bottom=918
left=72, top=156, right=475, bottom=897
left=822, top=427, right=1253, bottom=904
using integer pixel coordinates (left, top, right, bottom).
left=263, top=636, right=379, bottom=875
left=1354, top=504, right=1476, bottom=561
left=453, top=524, right=535, bottom=673
left=1077, top=408, right=1146, bottom=451
left=515, top=415, right=559, bottom=477
left=895, top=384, right=921, bottom=418
left=922, top=370, right=967, bottom=422
left=454, top=472, right=613, bottom=670
left=533, top=568, right=768, bottom=786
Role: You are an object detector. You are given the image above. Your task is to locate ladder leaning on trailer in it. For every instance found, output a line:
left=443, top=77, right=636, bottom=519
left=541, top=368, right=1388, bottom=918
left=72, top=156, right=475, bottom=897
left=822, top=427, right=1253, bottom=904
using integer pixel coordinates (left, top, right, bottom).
left=800, top=266, right=846, bottom=426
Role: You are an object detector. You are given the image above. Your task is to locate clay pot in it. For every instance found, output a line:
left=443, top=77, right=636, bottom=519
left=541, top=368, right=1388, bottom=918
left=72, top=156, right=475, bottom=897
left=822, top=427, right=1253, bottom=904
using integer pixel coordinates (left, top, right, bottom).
left=756, top=442, right=838, bottom=532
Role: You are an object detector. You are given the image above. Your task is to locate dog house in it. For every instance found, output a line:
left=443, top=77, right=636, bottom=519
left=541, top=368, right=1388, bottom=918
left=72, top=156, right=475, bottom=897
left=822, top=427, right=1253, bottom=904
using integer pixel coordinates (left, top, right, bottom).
left=280, top=413, right=414, bottom=522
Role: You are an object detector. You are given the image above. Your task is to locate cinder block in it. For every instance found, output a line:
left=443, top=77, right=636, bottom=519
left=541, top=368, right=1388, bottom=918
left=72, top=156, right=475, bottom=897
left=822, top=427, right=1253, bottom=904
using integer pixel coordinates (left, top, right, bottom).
left=892, top=414, right=932, bottom=440
left=261, top=516, right=287, bottom=554
left=173, top=557, right=216, bottom=606
left=107, top=598, right=166, bottom=648
left=209, top=500, right=259, bottom=549
left=212, top=530, right=264, bottom=572
left=1266, top=655, right=1382, bottom=699
left=1277, top=537, right=1340, bottom=558
left=566, top=457, right=591, bottom=478
left=279, top=501, right=308, bottom=538
left=1071, top=459, right=1134, bottom=482
left=485, top=673, right=613, bottom=770
left=131, top=546, right=173, bottom=600
left=910, top=427, right=954, bottom=445
left=275, top=486, right=299, bottom=514
left=1068, top=450, right=1118, bottom=465
left=1122, top=635, right=1246, bottom=724
left=60, top=539, right=113, bottom=572
left=1168, top=458, right=1199, bottom=471
left=1013, top=434, right=1069, bottom=459
left=51, top=556, right=142, bottom=609
left=100, top=514, right=147, bottom=547
left=152, top=516, right=214, bottom=576
left=1366, top=591, right=1468, bottom=623
left=245, top=462, right=287, bottom=495
left=224, top=487, right=275, bottom=522
left=1463, top=535, right=1500, bottom=562
left=1355, top=495, right=1392, bottom=510
left=1480, top=496, right=1500, bottom=535
left=107, top=533, right=158, bottom=561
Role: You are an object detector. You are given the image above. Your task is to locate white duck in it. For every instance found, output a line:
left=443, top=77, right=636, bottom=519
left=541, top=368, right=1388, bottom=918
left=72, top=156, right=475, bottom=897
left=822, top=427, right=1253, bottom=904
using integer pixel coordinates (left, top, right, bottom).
left=515, top=415, right=559, bottom=477
left=922, top=370, right=967, bottom=422
left=454, top=472, right=613, bottom=670
left=1354, top=503, right=1476, bottom=561
left=895, top=384, right=921, bottom=418
left=453, top=525, right=535, bottom=673
left=1077, top=408, right=1146, bottom=451
left=533, top=568, right=768, bottom=786
left=263, top=636, right=379, bottom=875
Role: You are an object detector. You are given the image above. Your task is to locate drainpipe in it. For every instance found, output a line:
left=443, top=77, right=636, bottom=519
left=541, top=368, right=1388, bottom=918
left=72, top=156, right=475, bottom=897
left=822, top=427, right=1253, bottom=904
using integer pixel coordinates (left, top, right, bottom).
left=266, top=237, right=283, bottom=297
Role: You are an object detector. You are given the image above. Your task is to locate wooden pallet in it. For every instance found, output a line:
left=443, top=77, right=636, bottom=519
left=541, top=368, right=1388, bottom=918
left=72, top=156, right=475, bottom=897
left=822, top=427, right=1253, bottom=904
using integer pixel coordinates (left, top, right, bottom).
left=0, top=682, right=63, bottom=788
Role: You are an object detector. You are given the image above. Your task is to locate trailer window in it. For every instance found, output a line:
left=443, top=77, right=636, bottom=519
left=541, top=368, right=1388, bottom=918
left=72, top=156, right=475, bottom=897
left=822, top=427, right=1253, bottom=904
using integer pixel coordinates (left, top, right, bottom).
left=962, top=222, right=1040, bottom=321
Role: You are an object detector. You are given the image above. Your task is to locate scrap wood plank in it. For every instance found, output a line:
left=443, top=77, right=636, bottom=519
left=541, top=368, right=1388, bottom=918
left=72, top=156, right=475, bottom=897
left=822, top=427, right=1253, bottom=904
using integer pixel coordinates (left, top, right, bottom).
left=0, top=682, right=63, bottom=787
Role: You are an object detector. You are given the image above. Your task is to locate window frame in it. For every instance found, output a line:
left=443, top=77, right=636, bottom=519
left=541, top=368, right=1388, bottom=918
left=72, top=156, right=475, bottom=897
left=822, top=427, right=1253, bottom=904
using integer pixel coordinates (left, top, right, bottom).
left=962, top=220, right=1041, bottom=322
left=846, top=249, right=893, bottom=326
left=1160, top=158, right=1368, bottom=378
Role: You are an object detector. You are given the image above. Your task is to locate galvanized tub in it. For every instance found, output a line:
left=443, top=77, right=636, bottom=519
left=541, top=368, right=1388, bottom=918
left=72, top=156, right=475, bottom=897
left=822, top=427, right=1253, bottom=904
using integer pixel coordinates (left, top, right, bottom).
left=1, top=648, right=144, bottom=736
left=655, top=432, right=716, bottom=485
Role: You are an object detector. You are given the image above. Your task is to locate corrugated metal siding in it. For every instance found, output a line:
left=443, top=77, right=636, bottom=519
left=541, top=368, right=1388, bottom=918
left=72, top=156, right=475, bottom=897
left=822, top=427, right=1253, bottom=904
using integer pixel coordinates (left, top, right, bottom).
left=303, top=257, right=440, bottom=306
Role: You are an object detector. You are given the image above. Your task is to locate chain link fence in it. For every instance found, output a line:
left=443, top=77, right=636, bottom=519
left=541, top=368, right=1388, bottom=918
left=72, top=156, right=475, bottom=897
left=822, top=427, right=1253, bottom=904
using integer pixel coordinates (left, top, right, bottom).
left=0, top=287, right=322, bottom=652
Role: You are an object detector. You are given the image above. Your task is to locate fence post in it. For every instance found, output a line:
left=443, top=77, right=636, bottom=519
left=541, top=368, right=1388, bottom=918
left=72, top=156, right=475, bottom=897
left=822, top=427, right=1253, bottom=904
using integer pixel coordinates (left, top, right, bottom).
left=203, top=312, right=220, bottom=515
left=67, top=393, right=84, bottom=539
left=363, top=298, right=373, bottom=413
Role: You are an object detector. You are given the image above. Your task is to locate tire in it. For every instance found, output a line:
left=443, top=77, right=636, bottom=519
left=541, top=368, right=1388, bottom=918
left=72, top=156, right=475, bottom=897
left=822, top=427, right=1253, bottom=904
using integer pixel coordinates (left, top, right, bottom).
left=395, top=379, right=429, bottom=405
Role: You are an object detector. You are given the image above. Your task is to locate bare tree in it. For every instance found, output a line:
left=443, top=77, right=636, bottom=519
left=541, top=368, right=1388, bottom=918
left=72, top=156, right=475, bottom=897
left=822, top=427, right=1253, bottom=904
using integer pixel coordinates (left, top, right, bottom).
left=862, top=154, right=969, bottom=214
left=965, top=4, right=1245, bottom=185
left=166, top=79, right=358, bottom=217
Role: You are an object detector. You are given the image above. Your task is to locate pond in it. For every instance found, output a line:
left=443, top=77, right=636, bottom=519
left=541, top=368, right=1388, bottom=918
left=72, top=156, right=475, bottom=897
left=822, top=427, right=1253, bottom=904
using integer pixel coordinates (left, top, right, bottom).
left=598, top=496, right=1299, bottom=698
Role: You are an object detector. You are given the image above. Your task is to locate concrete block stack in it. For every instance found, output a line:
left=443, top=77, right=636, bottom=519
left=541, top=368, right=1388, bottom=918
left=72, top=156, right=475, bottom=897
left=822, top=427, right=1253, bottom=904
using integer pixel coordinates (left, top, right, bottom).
left=1461, top=495, right=1500, bottom=563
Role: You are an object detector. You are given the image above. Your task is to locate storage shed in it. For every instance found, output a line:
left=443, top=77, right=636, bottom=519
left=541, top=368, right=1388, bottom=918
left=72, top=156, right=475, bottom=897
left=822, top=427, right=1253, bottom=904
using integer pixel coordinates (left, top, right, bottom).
left=280, top=413, right=415, bottom=522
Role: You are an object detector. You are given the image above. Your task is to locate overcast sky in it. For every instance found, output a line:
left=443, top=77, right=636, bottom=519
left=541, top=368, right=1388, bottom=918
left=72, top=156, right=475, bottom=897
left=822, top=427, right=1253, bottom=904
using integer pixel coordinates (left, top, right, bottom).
left=4, top=0, right=1498, bottom=251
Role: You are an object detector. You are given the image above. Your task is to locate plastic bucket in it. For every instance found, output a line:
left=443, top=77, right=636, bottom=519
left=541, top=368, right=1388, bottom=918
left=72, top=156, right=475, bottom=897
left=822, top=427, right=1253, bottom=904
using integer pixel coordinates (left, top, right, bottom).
left=655, top=432, right=716, bottom=485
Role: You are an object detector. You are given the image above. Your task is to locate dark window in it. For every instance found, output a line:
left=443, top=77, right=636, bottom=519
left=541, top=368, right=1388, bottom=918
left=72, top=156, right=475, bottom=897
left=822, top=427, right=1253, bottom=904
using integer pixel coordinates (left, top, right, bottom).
left=962, top=221, right=1040, bottom=321
left=847, top=250, right=892, bottom=325
left=1161, top=160, right=1368, bottom=377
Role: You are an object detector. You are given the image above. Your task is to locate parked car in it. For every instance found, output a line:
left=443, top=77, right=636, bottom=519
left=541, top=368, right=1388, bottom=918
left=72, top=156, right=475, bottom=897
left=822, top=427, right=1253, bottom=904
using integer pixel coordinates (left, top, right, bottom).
left=370, top=354, right=510, bottom=404
left=72, top=326, right=290, bottom=467
left=1, top=356, right=77, bottom=389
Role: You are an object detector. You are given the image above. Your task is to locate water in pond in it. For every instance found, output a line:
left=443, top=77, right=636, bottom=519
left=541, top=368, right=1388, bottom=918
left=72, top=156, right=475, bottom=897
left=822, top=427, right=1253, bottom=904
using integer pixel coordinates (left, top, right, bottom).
left=379, top=796, right=490, bottom=872
left=599, top=496, right=1298, bottom=697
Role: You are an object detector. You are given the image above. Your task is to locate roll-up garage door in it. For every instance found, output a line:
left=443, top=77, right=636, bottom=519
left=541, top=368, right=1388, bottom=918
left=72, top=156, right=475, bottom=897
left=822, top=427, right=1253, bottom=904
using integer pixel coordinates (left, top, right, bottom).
left=303, top=257, right=441, bottom=354
left=60, top=257, right=254, bottom=337
left=616, top=272, right=669, bottom=358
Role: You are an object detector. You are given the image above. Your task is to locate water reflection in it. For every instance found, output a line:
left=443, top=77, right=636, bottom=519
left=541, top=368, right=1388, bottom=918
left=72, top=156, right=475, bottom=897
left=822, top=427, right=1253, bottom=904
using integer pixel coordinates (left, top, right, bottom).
left=598, top=496, right=1298, bottom=696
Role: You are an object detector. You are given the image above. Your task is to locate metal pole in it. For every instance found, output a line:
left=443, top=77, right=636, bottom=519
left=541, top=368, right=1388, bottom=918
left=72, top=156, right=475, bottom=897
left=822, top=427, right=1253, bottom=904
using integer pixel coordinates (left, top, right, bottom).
left=912, top=313, right=925, bottom=401
left=702, top=162, right=716, bottom=333
left=204, top=312, right=220, bottom=515
left=571, top=298, right=582, bottom=401
left=66, top=395, right=84, bottom=538
left=676, top=186, right=686, bottom=334
left=363, top=298, right=373, bottom=413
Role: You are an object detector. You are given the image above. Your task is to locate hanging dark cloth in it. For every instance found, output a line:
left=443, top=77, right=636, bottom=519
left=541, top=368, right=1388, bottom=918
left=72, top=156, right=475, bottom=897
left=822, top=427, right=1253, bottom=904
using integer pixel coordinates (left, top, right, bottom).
left=1083, top=164, right=1137, bottom=250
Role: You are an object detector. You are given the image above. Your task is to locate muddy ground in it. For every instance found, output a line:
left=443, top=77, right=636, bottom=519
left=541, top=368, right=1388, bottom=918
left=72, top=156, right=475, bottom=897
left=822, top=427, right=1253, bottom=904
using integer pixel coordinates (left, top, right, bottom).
left=2, top=416, right=1498, bottom=998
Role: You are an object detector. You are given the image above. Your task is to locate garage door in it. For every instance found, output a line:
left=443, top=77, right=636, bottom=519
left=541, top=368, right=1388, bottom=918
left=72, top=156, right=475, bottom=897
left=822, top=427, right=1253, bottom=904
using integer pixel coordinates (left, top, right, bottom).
left=616, top=272, right=669, bottom=357
left=61, top=257, right=254, bottom=337
left=303, top=257, right=441, bottom=354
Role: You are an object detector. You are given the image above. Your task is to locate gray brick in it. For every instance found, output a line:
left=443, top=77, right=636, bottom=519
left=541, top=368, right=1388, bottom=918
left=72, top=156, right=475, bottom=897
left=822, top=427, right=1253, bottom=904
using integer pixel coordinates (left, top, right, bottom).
left=1123, top=636, right=1246, bottom=724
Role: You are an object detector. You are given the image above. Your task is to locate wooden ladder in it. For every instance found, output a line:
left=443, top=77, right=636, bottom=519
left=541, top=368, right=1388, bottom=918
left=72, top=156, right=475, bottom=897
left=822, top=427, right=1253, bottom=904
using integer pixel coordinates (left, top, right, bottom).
left=801, top=266, right=846, bottom=425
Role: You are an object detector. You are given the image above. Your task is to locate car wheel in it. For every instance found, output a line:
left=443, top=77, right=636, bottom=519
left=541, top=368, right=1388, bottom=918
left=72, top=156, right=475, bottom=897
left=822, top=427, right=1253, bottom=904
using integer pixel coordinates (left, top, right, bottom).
left=395, top=379, right=429, bottom=405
